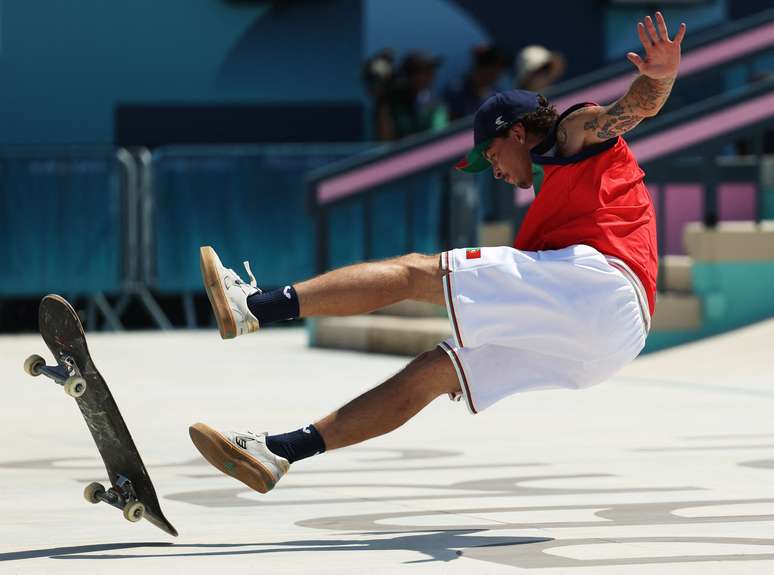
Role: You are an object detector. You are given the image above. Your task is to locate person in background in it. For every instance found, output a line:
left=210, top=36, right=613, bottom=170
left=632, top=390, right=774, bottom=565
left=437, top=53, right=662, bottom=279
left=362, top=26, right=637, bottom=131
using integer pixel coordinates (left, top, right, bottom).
left=516, top=45, right=566, bottom=92
left=445, top=44, right=511, bottom=121
left=362, top=49, right=396, bottom=142
left=379, top=51, right=449, bottom=141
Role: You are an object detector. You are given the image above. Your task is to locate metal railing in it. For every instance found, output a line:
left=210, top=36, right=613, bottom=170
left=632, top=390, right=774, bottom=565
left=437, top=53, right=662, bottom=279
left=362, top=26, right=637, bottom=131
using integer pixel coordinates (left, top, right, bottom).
left=309, top=75, right=774, bottom=275
left=308, top=7, right=774, bottom=225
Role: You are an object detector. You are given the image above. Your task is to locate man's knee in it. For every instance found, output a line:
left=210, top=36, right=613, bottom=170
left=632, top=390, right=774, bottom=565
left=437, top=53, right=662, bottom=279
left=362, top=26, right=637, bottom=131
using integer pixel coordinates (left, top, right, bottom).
left=412, top=347, right=461, bottom=398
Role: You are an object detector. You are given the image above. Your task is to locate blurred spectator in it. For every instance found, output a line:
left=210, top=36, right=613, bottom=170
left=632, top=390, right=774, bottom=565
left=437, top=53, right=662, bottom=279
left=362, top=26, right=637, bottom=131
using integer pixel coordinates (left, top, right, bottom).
left=366, top=51, right=449, bottom=141
left=362, top=49, right=396, bottom=142
left=515, top=45, right=566, bottom=92
left=363, top=49, right=395, bottom=99
left=445, top=44, right=511, bottom=121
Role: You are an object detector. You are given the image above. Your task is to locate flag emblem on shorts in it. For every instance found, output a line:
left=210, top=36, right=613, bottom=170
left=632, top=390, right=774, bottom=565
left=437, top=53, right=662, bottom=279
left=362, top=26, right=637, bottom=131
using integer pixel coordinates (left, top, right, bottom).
left=466, top=248, right=481, bottom=259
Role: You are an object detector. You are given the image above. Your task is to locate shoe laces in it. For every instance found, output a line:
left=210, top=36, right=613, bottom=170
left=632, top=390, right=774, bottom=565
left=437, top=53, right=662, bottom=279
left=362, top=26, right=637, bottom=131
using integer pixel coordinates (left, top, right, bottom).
left=226, top=261, right=261, bottom=293
left=242, top=261, right=258, bottom=289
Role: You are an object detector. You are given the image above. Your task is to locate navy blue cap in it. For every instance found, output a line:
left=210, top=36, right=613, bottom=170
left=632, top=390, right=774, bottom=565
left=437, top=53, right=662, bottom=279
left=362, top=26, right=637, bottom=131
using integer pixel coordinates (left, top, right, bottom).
left=456, top=90, right=540, bottom=173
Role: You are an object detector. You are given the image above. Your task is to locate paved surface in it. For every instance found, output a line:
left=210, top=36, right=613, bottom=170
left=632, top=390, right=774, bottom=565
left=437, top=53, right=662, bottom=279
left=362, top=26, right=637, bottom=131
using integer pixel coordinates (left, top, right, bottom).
left=2, top=319, right=774, bottom=574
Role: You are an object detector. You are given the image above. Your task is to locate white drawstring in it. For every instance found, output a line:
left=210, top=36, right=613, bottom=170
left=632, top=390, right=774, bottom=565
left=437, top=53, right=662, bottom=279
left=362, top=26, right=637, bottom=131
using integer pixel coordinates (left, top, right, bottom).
left=243, top=261, right=257, bottom=288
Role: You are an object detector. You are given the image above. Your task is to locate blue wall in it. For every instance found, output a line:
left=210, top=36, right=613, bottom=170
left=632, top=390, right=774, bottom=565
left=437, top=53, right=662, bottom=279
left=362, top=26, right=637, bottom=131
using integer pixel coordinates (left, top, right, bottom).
left=0, top=0, right=363, bottom=145
left=0, top=0, right=762, bottom=146
left=365, top=0, right=488, bottom=94
left=604, top=0, right=727, bottom=62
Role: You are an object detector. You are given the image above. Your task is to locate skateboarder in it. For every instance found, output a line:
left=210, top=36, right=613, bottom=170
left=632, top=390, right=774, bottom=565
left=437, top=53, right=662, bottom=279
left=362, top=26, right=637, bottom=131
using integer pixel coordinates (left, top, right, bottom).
left=190, top=12, right=685, bottom=494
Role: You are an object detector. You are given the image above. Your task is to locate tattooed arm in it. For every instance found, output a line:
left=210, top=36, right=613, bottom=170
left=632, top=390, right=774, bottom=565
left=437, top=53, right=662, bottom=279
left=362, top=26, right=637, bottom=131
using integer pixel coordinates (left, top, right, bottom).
left=557, top=12, right=686, bottom=155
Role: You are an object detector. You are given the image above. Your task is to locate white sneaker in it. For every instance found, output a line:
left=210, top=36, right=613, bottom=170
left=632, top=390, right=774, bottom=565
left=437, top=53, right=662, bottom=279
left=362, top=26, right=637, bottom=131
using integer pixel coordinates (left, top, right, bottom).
left=200, top=245, right=260, bottom=339
left=189, top=423, right=290, bottom=493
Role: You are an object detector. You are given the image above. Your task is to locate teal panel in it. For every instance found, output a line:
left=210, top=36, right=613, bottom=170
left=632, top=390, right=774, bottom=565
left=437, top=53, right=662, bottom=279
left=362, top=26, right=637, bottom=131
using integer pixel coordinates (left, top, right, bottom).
left=642, top=330, right=703, bottom=354
left=370, top=186, right=408, bottom=260
left=761, top=185, right=774, bottom=220
left=411, top=174, right=443, bottom=254
left=644, top=259, right=774, bottom=354
left=151, top=145, right=366, bottom=292
left=0, top=152, right=124, bottom=296
left=328, top=200, right=365, bottom=270
left=326, top=171, right=445, bottom=270
left=692, top=261, right=774, bottom=330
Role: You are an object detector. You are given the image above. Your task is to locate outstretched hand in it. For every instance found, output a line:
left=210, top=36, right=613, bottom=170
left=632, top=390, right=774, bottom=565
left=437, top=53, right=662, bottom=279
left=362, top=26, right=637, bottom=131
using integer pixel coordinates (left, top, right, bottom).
left=627, top=12, right=686, bottom=80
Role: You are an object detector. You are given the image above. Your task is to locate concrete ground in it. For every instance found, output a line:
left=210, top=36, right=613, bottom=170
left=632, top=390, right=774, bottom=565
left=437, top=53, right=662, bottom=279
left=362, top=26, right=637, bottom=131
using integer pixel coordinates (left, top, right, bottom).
left=2, top=319, right=774, bottom=574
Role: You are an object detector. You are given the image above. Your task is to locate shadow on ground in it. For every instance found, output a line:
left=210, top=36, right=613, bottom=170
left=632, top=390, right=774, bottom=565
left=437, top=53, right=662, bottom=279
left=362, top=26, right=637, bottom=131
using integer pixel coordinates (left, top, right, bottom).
left=1, top=531, right=552, bottom=564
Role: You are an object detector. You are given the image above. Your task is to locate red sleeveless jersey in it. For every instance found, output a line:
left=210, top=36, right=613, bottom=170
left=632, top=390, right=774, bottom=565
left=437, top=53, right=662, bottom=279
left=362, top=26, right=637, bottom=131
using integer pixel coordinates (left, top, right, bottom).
left=514, top=104, right=658, bottom=314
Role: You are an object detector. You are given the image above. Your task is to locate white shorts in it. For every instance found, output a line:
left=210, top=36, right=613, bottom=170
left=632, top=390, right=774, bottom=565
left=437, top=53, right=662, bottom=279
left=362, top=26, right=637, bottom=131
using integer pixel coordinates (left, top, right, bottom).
left=438, top=245, right=648, bottom=414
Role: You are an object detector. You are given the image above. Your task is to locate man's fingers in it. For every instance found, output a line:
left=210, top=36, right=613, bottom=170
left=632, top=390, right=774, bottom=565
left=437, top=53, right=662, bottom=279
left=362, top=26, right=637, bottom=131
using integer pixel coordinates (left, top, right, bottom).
left=637, top=23, right=652, bottom=50
left=645, top=15, right=660, bottom=43
left=674, top=22, right=687, bottom=44
left=655, top=11, right=669, bottom=40
left=627, top=52, right=644, bottom=70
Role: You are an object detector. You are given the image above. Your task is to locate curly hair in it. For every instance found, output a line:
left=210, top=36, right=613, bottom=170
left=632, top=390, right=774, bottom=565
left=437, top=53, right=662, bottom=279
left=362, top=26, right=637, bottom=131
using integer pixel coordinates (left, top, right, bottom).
left=495, top=94, right=557, bottom=140
left=519, top=95, right=558, bottom=138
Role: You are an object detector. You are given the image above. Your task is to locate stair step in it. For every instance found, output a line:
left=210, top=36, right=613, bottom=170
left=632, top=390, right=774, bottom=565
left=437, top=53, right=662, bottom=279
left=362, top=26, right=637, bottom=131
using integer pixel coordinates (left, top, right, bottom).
left=312, top=292, right=703, bottom=357
left=479, top=221, right=513, bottom=247
left=310, top=316, right=450, bottom=356
left=661, top=255, right=693, bottom=293
left=651, top=293, right=702, bottom=331
left=685, top=221, right=774, bottom=261
left=373, top=301, right=447, bottom=318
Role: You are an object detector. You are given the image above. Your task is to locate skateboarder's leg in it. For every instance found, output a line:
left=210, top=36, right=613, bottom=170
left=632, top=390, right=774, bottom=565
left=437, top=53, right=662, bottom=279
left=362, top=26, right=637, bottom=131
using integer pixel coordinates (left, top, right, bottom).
left=310, top=346, right=459, bottom=450
left=200, top=247, right=447, bottom=338
left=294, top=253, right=446, bottom=317
left=189, top=347, right=461, bottom=492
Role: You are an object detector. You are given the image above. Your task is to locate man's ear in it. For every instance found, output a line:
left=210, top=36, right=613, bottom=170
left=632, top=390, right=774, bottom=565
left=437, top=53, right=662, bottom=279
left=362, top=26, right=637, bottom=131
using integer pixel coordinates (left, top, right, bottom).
left=510, top=124, right=526, bottom=144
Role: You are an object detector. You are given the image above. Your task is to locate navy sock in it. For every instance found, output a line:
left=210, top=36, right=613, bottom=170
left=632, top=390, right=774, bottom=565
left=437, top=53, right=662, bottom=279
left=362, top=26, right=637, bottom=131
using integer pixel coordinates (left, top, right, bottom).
left=247, top=285, right=300, bottom=325
left=266, top=424, right=326, bottom=463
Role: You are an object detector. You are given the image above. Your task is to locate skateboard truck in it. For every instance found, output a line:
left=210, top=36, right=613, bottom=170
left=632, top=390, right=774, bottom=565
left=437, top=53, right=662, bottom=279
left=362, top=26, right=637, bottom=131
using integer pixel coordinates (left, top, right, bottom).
left=24, top=353, right=87, bottom=398
left=23, top=354, right=146, bottom=524
left=84, top=475, right=146, bottom=523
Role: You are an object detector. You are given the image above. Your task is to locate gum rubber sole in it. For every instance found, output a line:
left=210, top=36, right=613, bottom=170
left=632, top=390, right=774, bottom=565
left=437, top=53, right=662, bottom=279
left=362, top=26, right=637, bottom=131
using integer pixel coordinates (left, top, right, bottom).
left=200, top=246, right=236, bottom=339
left=189, top=423, right=275, bottom=494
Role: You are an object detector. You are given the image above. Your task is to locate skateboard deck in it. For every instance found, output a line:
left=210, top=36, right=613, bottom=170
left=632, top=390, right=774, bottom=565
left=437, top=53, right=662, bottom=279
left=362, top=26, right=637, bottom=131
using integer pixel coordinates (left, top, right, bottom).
left=25, top=294, right=178, bottom=536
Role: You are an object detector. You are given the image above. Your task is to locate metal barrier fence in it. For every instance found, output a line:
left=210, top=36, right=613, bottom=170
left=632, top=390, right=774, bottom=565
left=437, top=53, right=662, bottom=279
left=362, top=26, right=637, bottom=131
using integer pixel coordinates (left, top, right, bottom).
left=0, top=146, right=174, bottom=330
left=0, top=147, right=125, bottom=297
left=146, top=144, right=368, bottom=327
left=0, top=144, right=370, bottom=330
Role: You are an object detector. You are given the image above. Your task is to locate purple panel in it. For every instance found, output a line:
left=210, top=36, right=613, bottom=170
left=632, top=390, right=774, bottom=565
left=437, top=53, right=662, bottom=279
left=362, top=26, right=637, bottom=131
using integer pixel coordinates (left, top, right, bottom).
left=646, top=183, right=659, bottom=207
left=718, top=183, right=756, bottom=221
left=665, top=184, right=703, bottom=255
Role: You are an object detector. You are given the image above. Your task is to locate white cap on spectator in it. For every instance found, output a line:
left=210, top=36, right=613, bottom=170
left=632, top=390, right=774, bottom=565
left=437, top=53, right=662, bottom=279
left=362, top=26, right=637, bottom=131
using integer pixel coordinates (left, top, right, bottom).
left=516, top=45, right=555, bottom=83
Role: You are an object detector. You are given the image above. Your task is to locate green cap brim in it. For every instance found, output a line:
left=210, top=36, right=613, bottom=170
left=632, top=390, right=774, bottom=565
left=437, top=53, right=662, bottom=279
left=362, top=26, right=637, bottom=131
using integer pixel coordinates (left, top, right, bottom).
left=455, top=140, right=492, bottom=173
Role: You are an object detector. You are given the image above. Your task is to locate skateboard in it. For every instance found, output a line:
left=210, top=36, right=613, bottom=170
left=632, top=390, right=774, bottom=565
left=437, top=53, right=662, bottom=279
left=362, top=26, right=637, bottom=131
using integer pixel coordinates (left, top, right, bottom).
left=23, top=294, right=178, bottom=536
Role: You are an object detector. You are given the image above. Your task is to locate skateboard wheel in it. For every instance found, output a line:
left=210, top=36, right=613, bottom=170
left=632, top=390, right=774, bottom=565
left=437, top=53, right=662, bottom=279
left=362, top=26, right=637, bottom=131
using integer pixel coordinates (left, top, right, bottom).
left=83, top=482, right=106, bottom=504
left=64, top=376, right=87, bottom=398
left=123, top=501, right=145, bottom=523
left=24, top=354, right=46, bottom=377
